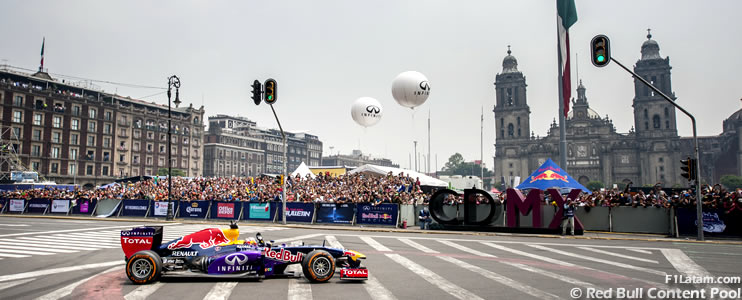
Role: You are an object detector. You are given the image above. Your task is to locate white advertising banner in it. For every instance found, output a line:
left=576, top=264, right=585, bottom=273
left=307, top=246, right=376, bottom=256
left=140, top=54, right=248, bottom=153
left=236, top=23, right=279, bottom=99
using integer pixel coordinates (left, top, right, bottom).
left=9, top=199, right=24, bottom=212
left=51, top=199, right=70, bottom=213
left=153, top=201, right=171, bottom=216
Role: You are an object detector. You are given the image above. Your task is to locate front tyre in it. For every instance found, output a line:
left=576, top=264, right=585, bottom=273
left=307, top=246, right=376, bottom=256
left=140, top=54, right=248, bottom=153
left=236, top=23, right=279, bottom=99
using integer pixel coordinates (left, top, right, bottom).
left=301, top=250, right=335, bottom=283
left=126, top=250, right=162, bottom=284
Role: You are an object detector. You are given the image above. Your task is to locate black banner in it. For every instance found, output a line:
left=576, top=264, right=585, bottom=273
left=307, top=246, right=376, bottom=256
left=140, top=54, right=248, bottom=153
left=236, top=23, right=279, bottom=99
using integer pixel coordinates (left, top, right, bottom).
left=356, top=203, right=398, bottom=226
left=71, top=199, right=96, bottom=214
left=677, top=207, right=742, bottom=237
left=316, top=203, right=354, bottom=224
left=121, top=199, right=150, bottom=217
left=26, top=198, right=49, bottom=214
left=179, top=201, right=209, bottom=218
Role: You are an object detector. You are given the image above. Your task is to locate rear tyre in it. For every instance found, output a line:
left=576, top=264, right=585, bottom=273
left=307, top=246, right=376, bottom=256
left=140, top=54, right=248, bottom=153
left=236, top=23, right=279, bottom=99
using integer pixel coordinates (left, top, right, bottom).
left=126, top=250, right=162, bottom=284
left=301, top=250, right=335, bottom=283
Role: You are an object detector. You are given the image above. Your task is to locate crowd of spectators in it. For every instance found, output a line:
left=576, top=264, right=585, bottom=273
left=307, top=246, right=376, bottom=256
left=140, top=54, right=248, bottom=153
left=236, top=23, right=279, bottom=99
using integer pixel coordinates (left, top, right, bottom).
left=0, top=172, right=430, bottom=205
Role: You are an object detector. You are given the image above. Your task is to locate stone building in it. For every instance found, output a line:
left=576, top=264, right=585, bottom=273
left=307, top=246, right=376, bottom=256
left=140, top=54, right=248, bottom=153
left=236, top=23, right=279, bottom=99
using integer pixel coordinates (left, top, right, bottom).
left=493, top=32, right=741, bottom=188
left=0, top=68, right=204, bottom=188
left=321, top=150, right=399, bottom=168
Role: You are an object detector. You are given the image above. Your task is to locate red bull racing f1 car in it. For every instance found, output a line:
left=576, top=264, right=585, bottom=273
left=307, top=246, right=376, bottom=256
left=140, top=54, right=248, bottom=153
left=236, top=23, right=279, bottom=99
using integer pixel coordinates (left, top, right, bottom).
left=120, top=223, right=368, bottom=284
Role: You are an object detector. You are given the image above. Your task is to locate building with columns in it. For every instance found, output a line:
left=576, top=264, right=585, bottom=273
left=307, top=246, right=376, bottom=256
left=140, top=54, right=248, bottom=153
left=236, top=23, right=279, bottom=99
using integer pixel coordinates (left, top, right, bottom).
left=493, top=31, right=741, bottom=188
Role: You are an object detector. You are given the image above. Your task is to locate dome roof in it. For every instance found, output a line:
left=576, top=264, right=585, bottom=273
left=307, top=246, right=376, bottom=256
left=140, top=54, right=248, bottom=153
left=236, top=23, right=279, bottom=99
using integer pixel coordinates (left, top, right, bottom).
left=567, top=107, right=600, bottom=119
left=502, top=46, right=519, bottom=73
left=641, top=29, right=662, bottom=60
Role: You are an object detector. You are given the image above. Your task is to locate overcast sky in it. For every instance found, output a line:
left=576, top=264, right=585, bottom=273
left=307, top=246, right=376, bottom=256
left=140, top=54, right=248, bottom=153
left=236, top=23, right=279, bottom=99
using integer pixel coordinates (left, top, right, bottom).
left=2, top=0, right=740, bottom=172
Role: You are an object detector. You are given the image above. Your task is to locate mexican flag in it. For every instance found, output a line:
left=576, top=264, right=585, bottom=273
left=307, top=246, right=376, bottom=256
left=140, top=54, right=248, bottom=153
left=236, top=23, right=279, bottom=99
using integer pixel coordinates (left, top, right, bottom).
left=557, top=0, right=577, bottom=117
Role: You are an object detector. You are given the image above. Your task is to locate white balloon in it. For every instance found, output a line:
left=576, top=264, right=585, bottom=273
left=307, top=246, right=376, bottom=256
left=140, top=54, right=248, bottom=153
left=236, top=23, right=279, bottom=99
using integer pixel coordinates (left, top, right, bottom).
left=351, top=97, right=383, bottom=127
left=391, top=71, right=430, bottom=109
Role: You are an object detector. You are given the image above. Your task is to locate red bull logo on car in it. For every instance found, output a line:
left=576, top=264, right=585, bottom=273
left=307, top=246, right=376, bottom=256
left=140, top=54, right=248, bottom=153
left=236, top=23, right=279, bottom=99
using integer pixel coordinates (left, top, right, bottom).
left=167, top=228, right=231, bottom=250
left=262, top=248, right=303, bottom=262
left=529, top=170, right=569, bottom=183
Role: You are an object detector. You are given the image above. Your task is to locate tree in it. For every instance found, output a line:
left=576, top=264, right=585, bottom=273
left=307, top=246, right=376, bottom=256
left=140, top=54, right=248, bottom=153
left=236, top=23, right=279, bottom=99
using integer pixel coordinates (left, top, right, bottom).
left=442, top=153, right=465, bottom=173
left=585, top=181, right=604, bottom=191
left=721, top=174, right=742, bottom=190
left=158, top=168, right=186, bottom=177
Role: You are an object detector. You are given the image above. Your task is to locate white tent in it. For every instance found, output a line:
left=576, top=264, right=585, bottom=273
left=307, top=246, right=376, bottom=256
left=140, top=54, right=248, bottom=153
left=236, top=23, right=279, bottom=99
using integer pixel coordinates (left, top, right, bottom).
left=348, top=164, right=447, bottom=187
left=291, top=162, right=316, bottom=179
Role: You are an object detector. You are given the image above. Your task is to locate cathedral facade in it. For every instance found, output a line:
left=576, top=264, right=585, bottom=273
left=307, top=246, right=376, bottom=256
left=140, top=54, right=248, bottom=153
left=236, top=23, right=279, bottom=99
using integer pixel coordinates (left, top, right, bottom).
left=493, top=33, right=742, bottom=188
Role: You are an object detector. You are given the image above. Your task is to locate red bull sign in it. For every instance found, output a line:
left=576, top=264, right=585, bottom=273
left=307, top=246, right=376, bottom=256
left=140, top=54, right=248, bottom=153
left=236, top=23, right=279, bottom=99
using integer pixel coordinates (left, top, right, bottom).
left=529, top=170, right=569, bottom=183
left=167, top=228, right=231, bottom=250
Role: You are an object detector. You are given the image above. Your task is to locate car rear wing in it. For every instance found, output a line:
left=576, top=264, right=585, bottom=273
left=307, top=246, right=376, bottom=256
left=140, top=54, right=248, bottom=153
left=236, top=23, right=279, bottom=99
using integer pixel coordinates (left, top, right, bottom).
left=121, top=226, right=163, bottom=259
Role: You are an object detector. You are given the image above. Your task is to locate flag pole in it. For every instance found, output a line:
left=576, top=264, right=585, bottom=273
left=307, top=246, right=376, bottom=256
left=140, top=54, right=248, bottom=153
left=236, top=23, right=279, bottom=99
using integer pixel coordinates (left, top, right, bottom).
left=556, top=1, right=568, bottom=171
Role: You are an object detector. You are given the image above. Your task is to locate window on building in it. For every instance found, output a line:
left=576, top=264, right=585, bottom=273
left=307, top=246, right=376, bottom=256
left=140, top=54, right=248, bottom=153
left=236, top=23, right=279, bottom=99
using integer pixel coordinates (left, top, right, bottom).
left=158, top=157, right=165, bottom=167
left=71, top=119, right=80, bottom=130
left=104, top=123, right=112, bottom=134
left=89, top=108, right=96, bottom=119
left=103, top=137, right=111, bottom=148
left=72, top=105, right=81, bottom=116
left=653, top=115, right=660, bottom=129
left=69, top=163, right=76, bottom=175
left=13, top=95, right=23, bottom=106
left=51, top=147, right=60, bottom=158
left=88, top=121, right=96, bottom=132
left=102, top=166, right=109, bottom=176
left=147, top=143, right=153, bottom=152
left=120, top=154, right=125, bottom=162
left=51, top=163, right=59, bottom=174
left=645, top=122, right=649, bottom=130
left=507, top=123, right=514, bottom=137
left=31, top=161, right=40, bottom=172
left=87, top=150, right=95, bottom=160
left=70, top=148, right=78, bottom=160
left=665, top=120, right=670, bottom=129
left=133, top=155, right=140, bottom=164
left=664, top=107, right=669, bottom=117
left=87, top=135, right=96, bottom=147
left=644, top=109, right=648, bottom=118
left=103, top=151, right=110, bottom=162
left=133, top=142, right=140, bottom=151
left=146, top=157, right=153, bottom=165
left=86, top=165, right=94, bottom=175
left=33, top=113, right=43, bottom=126
left=52, top=132, right=61, bottom=143
left=159, top=145, right=165, bottom=153
left=12, top=111, right=22, bottom=123
left=53, top=116, right=62, bottom=128
left=31, top=145, right=41, bottom=156
left=104, top=111, right=112, bottom=121
left=32, top=129, right=42, bottom=141
left=70, top=133, right=79, bottom=145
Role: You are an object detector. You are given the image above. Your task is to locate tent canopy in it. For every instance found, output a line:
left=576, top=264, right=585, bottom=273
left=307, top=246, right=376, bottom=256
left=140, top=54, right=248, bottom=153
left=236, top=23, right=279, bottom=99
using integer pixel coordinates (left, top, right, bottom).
left=291, top=162, right=316, bottom=179
left=348, top=164, right=447, bottom=187
left=515, top=158, right=590, bottom=193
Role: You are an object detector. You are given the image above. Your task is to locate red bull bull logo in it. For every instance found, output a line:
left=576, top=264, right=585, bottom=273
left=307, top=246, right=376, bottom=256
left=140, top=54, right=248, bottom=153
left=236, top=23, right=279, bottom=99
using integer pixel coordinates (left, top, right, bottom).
left=167, top=228, right=231, bottom=250
left=529, top=170, right=569, bottom=183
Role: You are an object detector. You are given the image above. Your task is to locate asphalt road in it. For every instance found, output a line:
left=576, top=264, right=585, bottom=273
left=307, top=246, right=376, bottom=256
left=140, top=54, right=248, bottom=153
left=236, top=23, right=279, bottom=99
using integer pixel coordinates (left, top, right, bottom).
left=0, top=216, right=741, bottom=300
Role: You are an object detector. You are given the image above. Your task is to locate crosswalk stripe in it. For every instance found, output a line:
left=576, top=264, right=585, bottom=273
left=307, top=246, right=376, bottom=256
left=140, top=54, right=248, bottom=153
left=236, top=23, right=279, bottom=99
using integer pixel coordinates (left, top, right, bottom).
left=33, top=266, right=122, bottom=300
left=438, top=256, right=560, bottom=300
left=398, top=238, right=438, bottom=254
left=0, top=252, right=29, bottom=258
left=287, top=240, right=312, bottom=300
left=439, top=240, right=496, bottom=258
left=0, top=243, right=78, bottom=253
left=0, top=261, right=122, bottom=283
left=326, top=236, right=397, bottom=300
left=20, top=237, right=118, bottom=248
left=0, top=239, right=98, bottom=251
left=529, top=245, right=667, bottom=276
left=627, top=249, right=653, bottom=255
left=499, top=261, right=596, bottom=289
left=0, top=223, right=174, bottom=238
left=275, top=233, right=324, bottom=244
left=661, top=248, right=733, bottom=292
left=359, top=236, right=391, bottom=252
left=385, top=253, right=483, bottom=300
left=0, top=278, right=36, bottom=292
left=34, top=235, right=119, bottom=245
left=123, top=282, right=164, bottom=300
left=482, top=242, right=573, bottom=266
left=578, top=246, right=659, bottom=264
left=0, top=247, right=56, bottom=255
left=203, top=282, right=238, bottom=300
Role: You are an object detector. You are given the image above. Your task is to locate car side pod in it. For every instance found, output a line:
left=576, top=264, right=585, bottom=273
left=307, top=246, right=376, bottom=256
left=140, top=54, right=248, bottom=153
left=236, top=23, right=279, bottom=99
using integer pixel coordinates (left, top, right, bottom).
left=339, top=267, right=368, bottom=281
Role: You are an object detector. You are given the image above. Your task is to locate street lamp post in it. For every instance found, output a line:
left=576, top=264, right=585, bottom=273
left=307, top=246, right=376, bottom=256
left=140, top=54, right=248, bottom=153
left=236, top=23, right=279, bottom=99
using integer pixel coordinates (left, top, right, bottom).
left=166, top=75, right=181, bottom=221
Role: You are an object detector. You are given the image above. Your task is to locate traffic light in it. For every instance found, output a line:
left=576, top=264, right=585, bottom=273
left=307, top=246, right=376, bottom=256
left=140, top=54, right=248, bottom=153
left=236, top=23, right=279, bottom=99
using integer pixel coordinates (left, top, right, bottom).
left=680, top=157, right=697, bottom=181
left=264, top=78, right=277, bottom=104
left=251, top=80, right=262, bottom=105
left=590, top=35, right=611, bottom=67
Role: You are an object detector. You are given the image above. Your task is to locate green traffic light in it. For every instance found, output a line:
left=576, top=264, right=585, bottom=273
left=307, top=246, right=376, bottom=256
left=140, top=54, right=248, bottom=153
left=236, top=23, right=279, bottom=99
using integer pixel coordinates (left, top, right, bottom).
left=268, top=95, right=273, bottom=100
left=597, top=55, right=605, bottom=62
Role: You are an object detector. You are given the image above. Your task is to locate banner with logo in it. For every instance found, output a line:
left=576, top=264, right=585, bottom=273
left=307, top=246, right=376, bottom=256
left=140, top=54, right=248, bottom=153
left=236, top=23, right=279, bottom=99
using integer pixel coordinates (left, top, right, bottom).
left=8, top=199, right=24, bottom=212
left=274, top=202, right=314, bottom=223
left=71, top=199, right=96, bottom=214
left=677, top=208, right=742, bottom=236
left=246, top=202, right=272, bottom=220
left=51, top=199, right=70, bottom=213
left=316, top=203, right=354, bottom=224
left=121, top=199, right=150, bottom=217
left=356, top=203, right=398, bottom=226
left=151, top=201, right=177, bottom=217
left=211, top=201, right=242, bottom=219
left=0, top=199, right=6, bottom=213
left=27, top=198, right=50, bottom=214
left=179, top=201, right=209, bottom=218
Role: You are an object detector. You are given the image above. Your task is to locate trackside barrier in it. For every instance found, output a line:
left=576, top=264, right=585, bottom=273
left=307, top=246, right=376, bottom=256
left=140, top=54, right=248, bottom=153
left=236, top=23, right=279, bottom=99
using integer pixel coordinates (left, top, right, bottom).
left=611, top=206, right=670, bottom=234
left=274, top=202, right=315, bottom=223
left=574, top=206, right=610, bottom=231
left=179, top=200, right=209, bottom=219
left=50, top=199, right=71, bottom=215
left=356, top=203, right=398, bottom=226
left=149, top=200, right=178, bottom=218
left=26, top=198, right=50, bottom=214
left=243, top=202, right=275, bottom=221
left=73, top=199, right=97, bottom=216
left=0, top=199, right=6, bottom=214
left=315, top=203, right=354, bottom=224
left=398, top=204, right=417, bottom=227
left=6, top=199, right=26, bottom=214
left=210, top=201, right=241, bottom=220
left=120, top=199, right=150, bottom=217
left=676, top=207, right=742, bottom=237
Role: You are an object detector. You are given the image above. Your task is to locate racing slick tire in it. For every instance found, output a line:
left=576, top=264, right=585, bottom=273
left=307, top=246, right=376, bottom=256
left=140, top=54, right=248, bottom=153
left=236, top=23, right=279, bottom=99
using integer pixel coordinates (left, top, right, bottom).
left=302, top=250, right=335, bottom=283
left=126, top=250, right=162, bottom=284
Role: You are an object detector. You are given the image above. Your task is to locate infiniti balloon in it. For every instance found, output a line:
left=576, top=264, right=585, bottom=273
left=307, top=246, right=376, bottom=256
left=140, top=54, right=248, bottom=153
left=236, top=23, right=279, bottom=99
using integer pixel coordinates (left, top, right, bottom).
left=391, top=71, right=430, bottom=109
left=351, top=97, right=383, bottom=127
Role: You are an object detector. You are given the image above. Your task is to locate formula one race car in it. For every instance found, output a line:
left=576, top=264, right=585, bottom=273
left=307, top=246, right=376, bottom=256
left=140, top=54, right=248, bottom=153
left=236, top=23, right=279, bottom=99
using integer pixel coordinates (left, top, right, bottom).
left=120, top=222, right=368, bottom=284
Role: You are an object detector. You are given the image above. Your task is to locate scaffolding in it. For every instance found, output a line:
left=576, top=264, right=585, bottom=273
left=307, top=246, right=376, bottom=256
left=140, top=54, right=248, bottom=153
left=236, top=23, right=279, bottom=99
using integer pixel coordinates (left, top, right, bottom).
left=0, top=125, right=45, bottom=182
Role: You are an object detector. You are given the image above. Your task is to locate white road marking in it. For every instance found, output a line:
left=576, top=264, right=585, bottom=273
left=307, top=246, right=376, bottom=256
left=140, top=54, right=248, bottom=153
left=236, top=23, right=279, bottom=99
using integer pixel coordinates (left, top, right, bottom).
left=0, top=252, right=28, bottom=258
left=287, top=240, right=312, bottom=300
left=0, top=278, right=35, bottom=291
left=328, top=236, right=397, bottom=300
left=0, top=239, right=99, bottom=251
left=627, top=249, right=653, bottom=255
left=202, top=282, right=239, bottom=300
left=15, top=237, right=118, bottom=248
left=385, top=253, right=483, bottom=300
left=359, top=236, right=391, bottom=252
left=28, top=235, right=119, bottom=245
left=500, top=261, right=596, bottom=289
left=398, top=238, right=438, bottom=254
left=438, top=256, right=561, bottom=300
left=0, top=247, right=56, bottom=255
left=482, top=242, right=574, bottom=266
left=439, top=240, right=496, bottom=257
left=0, top=241, right=79, bottom=252
left=123, top=282, right=164, bottom=300
left=0, top=224, right=29, bottom=227
left=661, top=248, right=732, bottom=292
left=529, top=244, right=667, bottom=276
left=578, top=246, right=659, bottom=264
left=33, top=266, right=122, bottom=300
left=0, top=261, right=122, bottom=282
left=0, top=223, right=176, bottom=238
left=275, top=233, right=324, bottom=244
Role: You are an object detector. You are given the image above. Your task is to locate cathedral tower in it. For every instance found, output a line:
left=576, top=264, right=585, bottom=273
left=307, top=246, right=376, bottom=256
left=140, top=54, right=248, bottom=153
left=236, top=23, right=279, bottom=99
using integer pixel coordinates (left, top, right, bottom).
left=632, top=29, right=678, bottom=138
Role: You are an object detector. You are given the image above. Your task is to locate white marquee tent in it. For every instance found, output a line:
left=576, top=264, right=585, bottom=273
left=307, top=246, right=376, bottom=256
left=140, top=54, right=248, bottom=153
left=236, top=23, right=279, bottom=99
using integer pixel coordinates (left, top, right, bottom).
left=348, top=164, right=447, bottom=187
left=291, top=162, right=316, bottom=179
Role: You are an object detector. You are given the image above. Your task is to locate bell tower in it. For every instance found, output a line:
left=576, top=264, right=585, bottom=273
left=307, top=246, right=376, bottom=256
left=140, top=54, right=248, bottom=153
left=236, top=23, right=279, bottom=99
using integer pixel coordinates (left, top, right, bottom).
left=493, top=46, right=530, bottom=142
left=633, top=29, right=677, bottom=138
